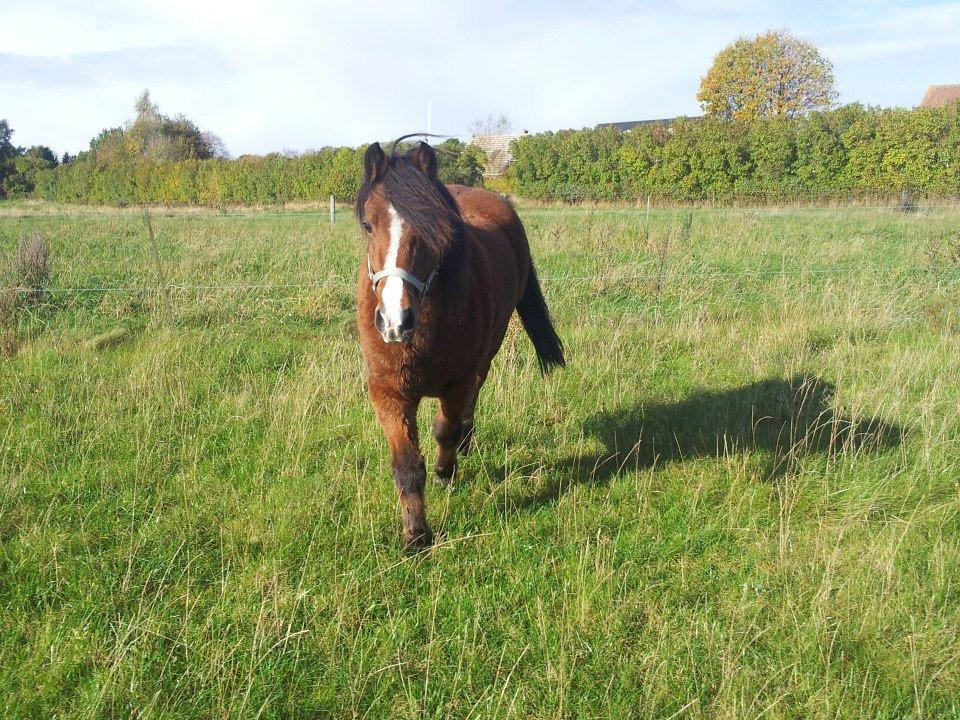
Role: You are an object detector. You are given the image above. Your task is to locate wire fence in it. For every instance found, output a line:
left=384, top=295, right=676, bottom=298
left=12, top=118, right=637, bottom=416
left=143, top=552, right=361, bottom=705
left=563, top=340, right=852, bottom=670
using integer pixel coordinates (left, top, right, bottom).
left=4, top=203, right=960, bottom=222
left=2, top=204, right=957, bottom=300
left=2, top=265, right=942, bottom=297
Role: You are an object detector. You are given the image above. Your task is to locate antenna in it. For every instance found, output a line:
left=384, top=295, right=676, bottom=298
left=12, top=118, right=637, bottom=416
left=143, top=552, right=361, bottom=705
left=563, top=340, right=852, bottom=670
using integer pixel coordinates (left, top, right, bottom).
left=426, top=100, right=432, bottom=143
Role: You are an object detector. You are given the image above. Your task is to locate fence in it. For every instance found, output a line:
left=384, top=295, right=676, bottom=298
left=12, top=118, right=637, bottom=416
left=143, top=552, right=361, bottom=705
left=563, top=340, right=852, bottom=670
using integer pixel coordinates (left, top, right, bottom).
left=2, top=204, right=958, bottom=304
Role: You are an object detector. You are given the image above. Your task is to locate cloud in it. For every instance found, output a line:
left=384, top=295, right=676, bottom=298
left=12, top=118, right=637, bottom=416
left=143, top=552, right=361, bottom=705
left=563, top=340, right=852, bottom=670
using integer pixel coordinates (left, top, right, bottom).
left=1, top=1, right=958, bottom=154
left=821, top=2, right=960, bottom=63
left=0, top=47, right=234, bottom=89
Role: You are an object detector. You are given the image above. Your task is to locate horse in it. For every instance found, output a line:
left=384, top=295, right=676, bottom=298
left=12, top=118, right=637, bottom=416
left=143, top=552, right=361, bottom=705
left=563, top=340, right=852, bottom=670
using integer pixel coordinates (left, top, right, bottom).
left=355, top=139, right=565, bottom=550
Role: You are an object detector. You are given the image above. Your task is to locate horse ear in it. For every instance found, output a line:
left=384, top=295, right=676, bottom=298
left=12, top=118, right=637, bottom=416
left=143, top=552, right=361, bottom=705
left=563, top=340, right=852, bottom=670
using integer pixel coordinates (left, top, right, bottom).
left=364, top=142, right=387, bottom=182
left=408, top=141, right=438, bottom=180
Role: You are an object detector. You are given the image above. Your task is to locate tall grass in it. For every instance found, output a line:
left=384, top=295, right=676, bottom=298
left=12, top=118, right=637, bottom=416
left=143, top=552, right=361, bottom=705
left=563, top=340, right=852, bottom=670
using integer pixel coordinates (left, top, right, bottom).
left=0, top=203, right=958, bottom=718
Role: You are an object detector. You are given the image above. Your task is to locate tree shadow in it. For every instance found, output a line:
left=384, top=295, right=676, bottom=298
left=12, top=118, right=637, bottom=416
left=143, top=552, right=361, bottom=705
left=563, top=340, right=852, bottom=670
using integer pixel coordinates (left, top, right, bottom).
left=517, top=374, right=904, bottom=512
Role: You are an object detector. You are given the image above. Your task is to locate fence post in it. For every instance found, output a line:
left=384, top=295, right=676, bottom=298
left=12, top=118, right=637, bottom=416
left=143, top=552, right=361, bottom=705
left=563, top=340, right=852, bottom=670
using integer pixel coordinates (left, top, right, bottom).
left=329, top=195, right=335, bottom=223
left=898, top=187, right=915, bottom=213
left=144, top=211, right=173, bottom=324
left=644, top=193, right=652, bottom=245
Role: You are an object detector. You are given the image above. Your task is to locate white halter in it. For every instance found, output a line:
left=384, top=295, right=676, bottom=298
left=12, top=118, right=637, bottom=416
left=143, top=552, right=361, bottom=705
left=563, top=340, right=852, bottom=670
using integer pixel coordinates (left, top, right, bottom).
left=367, top=256, right=438, bottom=300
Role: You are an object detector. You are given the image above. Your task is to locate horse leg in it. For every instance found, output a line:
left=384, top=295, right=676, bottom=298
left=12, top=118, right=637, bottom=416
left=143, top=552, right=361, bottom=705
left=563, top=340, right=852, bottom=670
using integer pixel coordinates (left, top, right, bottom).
left=456, top=366, right=489, bottom=457
left=370, top=385, right=432, bottom=550
left=433, top=382, right=474, bottom=482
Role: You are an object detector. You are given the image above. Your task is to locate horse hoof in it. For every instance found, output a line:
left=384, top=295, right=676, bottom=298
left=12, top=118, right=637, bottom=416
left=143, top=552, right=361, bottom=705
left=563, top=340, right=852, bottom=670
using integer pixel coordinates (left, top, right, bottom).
left=434, top=463, right=456, bottom=483
left=403, top=527, right=434, bottom=552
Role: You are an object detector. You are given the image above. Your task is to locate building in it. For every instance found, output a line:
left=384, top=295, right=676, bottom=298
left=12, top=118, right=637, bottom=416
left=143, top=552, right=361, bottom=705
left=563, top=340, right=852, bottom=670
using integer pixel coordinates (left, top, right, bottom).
left=469, top=131, right=529, bottom=178
left=595, top=116, right=698, bottom=132
left=919, top=85, right=960, bottom=108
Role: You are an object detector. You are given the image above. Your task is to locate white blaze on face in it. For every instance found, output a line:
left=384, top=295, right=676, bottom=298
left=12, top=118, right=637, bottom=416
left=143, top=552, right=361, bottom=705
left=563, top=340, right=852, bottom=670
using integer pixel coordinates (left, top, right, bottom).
left=381, top=204, right=406, bottom=328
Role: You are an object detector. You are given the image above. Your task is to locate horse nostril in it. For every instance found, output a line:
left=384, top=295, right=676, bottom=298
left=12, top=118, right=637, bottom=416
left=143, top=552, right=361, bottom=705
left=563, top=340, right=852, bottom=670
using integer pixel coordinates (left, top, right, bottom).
left=399, top=307, right=415, bottom=334
left=375, top=308, right=387, bottom=334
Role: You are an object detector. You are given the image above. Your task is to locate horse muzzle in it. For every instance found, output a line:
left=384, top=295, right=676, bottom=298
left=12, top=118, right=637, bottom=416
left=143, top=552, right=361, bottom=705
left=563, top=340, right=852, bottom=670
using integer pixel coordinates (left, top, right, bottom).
left=375, top=306, right=416, bottom=343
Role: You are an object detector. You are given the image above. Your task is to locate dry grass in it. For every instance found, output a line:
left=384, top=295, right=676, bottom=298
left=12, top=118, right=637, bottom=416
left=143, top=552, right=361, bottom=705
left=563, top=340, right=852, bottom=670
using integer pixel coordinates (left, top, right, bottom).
left=13, top=231, right=52, bottom=299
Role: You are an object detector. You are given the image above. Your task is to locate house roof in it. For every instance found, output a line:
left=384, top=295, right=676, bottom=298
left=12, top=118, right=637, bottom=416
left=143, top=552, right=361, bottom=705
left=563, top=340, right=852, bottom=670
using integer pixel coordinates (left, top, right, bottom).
left=920, top=85, right=960, bottom=108
left=595, top=116, right=699, bottom=132
left=469, top=131, right=529, bottom=177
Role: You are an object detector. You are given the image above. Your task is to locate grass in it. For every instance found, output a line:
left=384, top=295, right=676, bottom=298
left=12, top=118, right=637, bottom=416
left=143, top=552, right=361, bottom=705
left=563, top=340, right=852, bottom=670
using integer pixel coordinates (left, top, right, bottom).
left=1, top=202, right=959, bottom=718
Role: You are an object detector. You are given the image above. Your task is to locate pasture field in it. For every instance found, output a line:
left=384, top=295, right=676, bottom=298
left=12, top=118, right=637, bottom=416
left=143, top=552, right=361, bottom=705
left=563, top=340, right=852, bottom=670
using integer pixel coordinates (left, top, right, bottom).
left=1, top=202, right=960, bottom=719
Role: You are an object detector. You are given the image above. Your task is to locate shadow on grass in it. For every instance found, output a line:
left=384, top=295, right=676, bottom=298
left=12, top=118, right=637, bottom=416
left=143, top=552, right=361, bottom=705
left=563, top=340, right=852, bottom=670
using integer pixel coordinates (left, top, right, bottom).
left=515, top=374, right=904, bottom=512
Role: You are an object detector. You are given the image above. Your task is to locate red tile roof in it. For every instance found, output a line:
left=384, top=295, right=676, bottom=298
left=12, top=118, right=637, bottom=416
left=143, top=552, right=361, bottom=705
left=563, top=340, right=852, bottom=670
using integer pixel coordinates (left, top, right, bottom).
left=920, top=85, right=960, bottom=108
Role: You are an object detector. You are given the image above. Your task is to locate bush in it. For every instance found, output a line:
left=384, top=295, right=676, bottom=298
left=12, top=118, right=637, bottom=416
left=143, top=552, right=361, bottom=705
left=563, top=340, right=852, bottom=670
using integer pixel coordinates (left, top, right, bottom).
left=436, top=140, right=486, bottom=186
left=34, top=147, right=368, bottom=207
left=511, top=103, right=960, bottom=202
left=483, top=176, right=516, bottom=196
left=29, top=104, right=960, bottom=206
left=31, top=142, right=489, bottom=207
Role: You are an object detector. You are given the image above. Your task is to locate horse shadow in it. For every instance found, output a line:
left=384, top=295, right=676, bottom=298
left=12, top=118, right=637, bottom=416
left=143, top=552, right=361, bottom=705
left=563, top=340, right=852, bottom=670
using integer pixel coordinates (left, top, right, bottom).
left=515, top=374, right=904, bottom=512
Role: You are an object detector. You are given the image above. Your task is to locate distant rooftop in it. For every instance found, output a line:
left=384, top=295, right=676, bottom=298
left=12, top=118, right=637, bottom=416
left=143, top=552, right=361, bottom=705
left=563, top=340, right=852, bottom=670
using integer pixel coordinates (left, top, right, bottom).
left=919, top=84, right=960, bottom=108
left=469, top=131, right=529, bottom=178
left=596, top=116, right=699, bottom=132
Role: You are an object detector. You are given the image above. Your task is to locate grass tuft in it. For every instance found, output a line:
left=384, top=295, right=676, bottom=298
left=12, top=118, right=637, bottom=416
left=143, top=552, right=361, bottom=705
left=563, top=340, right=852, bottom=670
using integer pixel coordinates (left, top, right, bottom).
left=85, top=325, right=135, bottom=351
left=13, top=230, right=52, bottom=301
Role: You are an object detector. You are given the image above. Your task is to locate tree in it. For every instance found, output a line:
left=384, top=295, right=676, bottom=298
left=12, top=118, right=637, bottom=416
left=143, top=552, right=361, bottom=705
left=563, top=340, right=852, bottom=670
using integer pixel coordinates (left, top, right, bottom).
left=200, top=131, right=229, bottom=159
left=697, top=30, right=836, bottom=122
left=469, top=113, right=513, bottom=137
left=435, top=139, right=486, bottom=186
left=89, top=90, right=227, bottom=163
left=89, top=126, right=126, bottom=162
left=0, top=120, right=20, bottom=198
left=0, top=120, right=15, bottom=163
left=2, top=145, right=58, bottom=197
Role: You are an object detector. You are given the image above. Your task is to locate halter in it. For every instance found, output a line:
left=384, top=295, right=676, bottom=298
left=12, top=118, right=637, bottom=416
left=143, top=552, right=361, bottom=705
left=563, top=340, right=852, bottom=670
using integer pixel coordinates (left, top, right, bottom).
left=367, top=256, right=438, bottom=300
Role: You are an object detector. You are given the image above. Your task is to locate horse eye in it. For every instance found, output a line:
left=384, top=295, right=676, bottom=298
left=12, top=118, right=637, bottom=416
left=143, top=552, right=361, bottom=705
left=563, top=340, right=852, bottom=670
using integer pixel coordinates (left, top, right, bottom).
left=362, top=222, right=373, bottom=235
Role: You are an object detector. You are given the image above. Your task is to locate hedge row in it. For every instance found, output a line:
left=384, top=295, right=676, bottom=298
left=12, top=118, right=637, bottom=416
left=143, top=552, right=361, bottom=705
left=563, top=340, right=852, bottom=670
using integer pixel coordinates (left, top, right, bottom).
left=509, top=103, right=960, bottom=202
left=31, top=103, right=960, bottom=206
left=32, top=140, right=486, bottom=207
left=33, top=148, right=364, bottom=206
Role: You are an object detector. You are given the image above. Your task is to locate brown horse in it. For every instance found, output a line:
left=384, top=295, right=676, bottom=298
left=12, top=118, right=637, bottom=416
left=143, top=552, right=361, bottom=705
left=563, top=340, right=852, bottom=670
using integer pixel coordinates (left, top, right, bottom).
left=355, top=139, right=564, bottom=550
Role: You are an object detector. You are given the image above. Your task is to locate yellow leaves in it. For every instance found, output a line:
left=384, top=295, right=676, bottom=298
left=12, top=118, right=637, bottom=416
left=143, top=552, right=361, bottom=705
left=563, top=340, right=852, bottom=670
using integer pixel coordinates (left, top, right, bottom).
left=698, top=30, right=836, bottom=122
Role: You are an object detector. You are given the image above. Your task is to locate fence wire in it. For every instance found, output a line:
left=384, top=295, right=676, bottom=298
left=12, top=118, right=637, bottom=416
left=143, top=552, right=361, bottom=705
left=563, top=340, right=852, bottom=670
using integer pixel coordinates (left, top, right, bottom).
left=3, top=204, right=960, bottom=221
left=2, top=205, right=956, bottom=297
left=2, top=265, right=938, bottom=296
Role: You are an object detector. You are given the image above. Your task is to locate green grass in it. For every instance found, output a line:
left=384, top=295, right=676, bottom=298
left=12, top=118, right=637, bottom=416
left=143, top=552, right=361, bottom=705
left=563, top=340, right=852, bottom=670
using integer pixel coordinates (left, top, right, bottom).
left=1, top=202, right=959, bottom=718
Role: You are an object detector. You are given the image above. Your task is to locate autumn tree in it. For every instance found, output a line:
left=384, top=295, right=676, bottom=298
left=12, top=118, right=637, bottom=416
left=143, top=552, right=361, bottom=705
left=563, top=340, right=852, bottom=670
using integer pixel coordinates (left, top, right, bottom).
left=697, top=30, right=836, bottom=121
left=88, top=90, right=228, bottom=163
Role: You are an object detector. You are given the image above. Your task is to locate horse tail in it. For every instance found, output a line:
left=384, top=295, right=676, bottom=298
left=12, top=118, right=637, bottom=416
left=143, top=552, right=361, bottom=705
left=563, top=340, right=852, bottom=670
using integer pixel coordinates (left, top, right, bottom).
left=517, top=265, right=565, bottom=374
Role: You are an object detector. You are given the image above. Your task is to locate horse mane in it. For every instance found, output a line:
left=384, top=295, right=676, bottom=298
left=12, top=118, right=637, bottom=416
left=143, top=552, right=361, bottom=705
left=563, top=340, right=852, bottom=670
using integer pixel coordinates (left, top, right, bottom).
left=355, top=140, right=464, bottom=260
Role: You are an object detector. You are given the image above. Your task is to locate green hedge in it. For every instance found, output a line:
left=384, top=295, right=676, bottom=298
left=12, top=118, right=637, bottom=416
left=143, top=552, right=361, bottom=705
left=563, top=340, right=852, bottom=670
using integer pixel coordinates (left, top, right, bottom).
left=33, top=147, right=365, bottom=206
left=510, top=103, right=960, bottom=202
left=31, top=104, right=960, bottom=206
left=32, top=140, right=485, bottom=207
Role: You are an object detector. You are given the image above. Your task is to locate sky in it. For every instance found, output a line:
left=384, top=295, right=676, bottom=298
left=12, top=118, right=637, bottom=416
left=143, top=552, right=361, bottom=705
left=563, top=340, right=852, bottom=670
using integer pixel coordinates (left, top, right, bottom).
left=2, top=0, right=960, bottom=157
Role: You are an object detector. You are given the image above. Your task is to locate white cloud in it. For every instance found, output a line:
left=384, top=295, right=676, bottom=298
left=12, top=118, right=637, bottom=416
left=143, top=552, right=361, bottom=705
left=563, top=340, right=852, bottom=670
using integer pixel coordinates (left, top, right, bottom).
left=0, top=47, right=233, bottom=88
left=1, top=0, right=958, bottom=155
left=816, top=2, right=960, bottom=106
left=822, top=2, right=960, bottom=62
